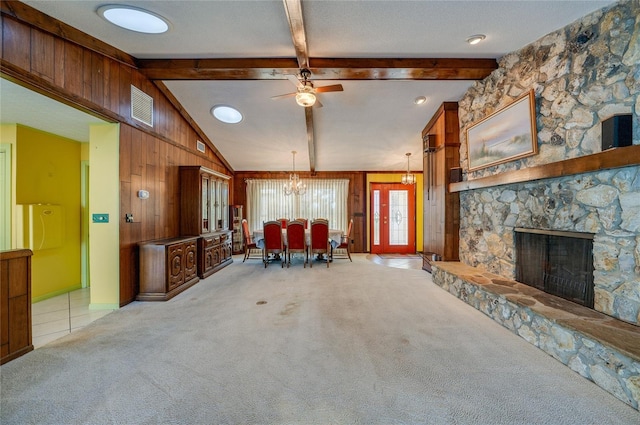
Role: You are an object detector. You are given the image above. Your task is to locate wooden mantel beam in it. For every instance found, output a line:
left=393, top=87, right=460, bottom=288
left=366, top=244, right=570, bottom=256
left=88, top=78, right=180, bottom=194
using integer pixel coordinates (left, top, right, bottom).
left=136, top=57, right=498, bottom=81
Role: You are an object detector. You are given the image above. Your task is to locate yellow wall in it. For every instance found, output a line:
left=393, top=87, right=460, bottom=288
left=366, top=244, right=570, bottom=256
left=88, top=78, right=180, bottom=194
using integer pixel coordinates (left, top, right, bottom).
left=365, top=173, right=423, bottom=252
left=88, top=124, right=120, bottom=309
left=14, top=125, right=82, bottom=300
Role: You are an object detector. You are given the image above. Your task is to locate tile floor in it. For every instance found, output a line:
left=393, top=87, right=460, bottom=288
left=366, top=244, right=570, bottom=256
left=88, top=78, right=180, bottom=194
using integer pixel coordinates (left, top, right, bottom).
left=31, top=288, right=114, bottom=348
left=367, top=253, right=424, bottom=270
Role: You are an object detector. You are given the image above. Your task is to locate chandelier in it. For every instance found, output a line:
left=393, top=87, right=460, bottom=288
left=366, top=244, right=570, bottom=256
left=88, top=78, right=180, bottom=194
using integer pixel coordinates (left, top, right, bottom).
left=401, top=152, right=416, bottom=185
left=284, top=151, right=307, bottom=196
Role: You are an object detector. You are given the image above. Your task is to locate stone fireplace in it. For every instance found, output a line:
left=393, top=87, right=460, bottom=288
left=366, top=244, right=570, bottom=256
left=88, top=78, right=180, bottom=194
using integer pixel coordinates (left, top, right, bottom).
left=515, top=228, right=594, bottom=308
left=458, top=166, right=640, bottom=325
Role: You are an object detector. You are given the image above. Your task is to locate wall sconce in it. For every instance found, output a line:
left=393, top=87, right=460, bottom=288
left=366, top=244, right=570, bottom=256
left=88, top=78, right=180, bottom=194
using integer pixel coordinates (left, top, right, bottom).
left=138, top=190, right=150, bottom=199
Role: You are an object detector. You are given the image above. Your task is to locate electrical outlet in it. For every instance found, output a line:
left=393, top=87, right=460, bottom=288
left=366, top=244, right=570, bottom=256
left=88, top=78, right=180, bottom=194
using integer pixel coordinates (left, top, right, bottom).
left=92, top=213, right=109, bottom=223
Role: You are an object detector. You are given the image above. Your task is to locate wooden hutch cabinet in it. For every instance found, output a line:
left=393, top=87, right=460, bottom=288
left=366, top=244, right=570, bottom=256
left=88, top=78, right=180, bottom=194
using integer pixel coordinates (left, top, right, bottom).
left=138, top=237, right=199, bottom=301
left=422, top=102, right=460, bottom=272
left=230, top=205, right=244, bottom=254
left=179, top=166, right=233, bottom=278
left=1, top=249, right=33, bottom=364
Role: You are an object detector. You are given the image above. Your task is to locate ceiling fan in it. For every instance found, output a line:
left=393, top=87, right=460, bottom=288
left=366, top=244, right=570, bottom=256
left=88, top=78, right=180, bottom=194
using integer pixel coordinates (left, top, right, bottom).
left=271, top=68, right=343, bottom=108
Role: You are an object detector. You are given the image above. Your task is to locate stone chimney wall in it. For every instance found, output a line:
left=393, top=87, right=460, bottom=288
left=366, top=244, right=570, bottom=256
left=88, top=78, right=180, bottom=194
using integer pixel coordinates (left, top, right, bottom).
left=456, top=0, right=640, bottom=324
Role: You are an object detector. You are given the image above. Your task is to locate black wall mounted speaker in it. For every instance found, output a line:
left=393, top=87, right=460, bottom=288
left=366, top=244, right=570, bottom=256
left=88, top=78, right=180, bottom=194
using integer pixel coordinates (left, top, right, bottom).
left=601, top=114, right=632, bottom=150
left=450, top=167, right=463, bottom=183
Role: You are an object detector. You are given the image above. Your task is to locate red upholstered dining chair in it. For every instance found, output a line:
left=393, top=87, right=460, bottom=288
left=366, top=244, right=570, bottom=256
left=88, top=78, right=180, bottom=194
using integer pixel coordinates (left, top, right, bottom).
left=241, top=219, right=262, bottom=262
left=277, top=218, right=289, bottom=229
left=262, top=220, right=285, bottom=268
left=331, top=218, right=353, bottom=262
left=295, top=218, right=308, bottom=229
left=309, top=218, right=330, bottom=268
left=286, top=220, right=307, bottom=268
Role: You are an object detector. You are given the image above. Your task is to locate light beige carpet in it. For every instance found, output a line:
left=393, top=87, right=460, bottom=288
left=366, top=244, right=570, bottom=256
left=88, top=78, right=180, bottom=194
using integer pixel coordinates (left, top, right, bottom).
left=1, top=254, right=638, bottom=424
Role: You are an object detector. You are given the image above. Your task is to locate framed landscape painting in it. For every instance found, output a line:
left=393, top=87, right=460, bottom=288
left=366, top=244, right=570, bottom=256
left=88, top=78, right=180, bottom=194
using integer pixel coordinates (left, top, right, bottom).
left=466, top=90, right=538, bottom=172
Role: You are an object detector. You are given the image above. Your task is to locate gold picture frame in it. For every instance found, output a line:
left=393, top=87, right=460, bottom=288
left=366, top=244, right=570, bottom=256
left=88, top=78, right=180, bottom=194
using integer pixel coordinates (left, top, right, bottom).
left=466, top=90, right=538, bottom=172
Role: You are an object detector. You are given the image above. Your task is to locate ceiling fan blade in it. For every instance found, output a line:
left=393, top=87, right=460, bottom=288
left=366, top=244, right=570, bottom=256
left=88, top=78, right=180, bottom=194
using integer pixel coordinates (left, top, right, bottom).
left=286, top=74, right=303, bottom=89
left=271, top=92, right=297, bottom=100
left=315, top=84, right=344, bottom=93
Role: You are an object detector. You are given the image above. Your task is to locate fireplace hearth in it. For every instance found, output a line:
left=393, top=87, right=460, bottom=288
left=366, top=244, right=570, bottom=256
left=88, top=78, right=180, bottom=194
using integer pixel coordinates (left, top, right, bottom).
left=515, top=228, right=594, bottom=308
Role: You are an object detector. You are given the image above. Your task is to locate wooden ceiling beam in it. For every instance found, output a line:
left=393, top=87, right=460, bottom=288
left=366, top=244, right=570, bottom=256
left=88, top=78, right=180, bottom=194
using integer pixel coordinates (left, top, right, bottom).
left=136, top=57, right=498, bottom=81
left=282, top=0, right=316, bottom=173
left=304, top=107, right=316, bottom=174
left=283, top=0, right=309, bottom=70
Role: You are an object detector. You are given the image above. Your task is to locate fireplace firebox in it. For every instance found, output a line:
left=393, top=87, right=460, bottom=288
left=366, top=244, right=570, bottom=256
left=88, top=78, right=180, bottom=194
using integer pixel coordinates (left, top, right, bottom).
left=515, top=228, right=594, bottom=308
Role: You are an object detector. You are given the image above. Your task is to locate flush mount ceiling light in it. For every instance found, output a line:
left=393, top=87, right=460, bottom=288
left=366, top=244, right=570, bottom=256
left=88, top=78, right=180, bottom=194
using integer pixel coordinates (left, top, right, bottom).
left=98, top=5, right=170, bottom=34
left=414, top=96, right=427, bottom=105
left=466, top=34, right=486, bottom=45
left=211, top=105, right=243, bottom=124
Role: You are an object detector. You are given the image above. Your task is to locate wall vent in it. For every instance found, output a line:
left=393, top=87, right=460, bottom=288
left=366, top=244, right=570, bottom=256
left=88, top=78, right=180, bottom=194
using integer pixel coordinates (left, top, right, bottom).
left=196, top=140, right=206, bottom=153
left=131, top=85, right=153, bottom=127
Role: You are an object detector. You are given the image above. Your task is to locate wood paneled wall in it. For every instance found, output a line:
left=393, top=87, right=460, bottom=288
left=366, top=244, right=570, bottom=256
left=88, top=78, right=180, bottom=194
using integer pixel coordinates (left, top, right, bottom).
left=233, top=171, right=367, bottom=253
left=1, top=7, right=232, bottom=305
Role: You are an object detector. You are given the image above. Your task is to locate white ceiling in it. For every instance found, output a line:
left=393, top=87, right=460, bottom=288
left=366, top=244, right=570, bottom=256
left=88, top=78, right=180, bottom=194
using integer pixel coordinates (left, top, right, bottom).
left=5, top=0, right=616, bottom=172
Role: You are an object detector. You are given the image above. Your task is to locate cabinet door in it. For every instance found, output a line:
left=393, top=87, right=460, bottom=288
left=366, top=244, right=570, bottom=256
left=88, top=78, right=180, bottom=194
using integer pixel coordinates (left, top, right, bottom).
left=201, top=175, right=211, bottom=234
left=211, top=179, right=219, bottom=230
left=221, top=181, right=229, bottom=230
left=211, top=246, right=221, bottom=266
left=167, top=244, right=185, bottom=290
left=223, top=240, right=232, bottom=261
left=184, top=240, right=198, bottom=281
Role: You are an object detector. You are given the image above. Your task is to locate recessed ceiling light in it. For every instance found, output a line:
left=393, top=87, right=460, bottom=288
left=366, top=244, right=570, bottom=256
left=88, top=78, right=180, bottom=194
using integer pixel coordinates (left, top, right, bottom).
left=98, top=5, right=170, bottom=34
left=466, top=34, right=486, bottom=45
left=211, top=105, right=243, bottom=124
left=414, top=96, right=427, bottom=105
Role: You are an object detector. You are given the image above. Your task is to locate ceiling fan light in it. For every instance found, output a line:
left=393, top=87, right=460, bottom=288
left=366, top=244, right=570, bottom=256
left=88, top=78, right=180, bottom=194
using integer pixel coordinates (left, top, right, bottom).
left=295, top=92, right=316, bottom=107
left=98, top=5, right=170, bottom=34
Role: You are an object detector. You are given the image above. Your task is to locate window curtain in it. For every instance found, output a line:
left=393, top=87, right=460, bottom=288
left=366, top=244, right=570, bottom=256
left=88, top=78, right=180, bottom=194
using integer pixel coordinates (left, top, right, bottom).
left=245, top=179, right=349, bottom=232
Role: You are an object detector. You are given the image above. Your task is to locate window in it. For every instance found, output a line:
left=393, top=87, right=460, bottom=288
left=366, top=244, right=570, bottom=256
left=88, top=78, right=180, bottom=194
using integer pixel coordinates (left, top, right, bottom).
left=246, top=179, right=349, bottom=232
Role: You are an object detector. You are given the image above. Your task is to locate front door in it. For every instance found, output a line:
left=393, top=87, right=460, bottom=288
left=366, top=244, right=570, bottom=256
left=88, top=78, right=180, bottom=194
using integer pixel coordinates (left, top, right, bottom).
left=370, top=183, right=416, bottom=254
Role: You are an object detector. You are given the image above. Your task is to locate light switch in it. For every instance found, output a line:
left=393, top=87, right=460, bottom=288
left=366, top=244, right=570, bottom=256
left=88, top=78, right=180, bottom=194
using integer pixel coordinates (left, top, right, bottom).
left=92, top=213, right=109, bottom=223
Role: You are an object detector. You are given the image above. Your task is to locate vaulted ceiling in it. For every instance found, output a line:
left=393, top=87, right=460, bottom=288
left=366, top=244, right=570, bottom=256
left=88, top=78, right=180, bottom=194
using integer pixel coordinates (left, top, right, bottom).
left=5, top=0, right=615, bottom=172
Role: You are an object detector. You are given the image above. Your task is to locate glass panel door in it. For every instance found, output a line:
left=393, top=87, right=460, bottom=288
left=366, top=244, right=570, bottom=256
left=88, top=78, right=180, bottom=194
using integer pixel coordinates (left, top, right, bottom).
left=372, top=189, right=380, bottom=246
left=201, top=175, right=210, bottom=233
left=388, top=190, right=409, bottom=246
left=221, top=181, right=229, bottom=230
left=210, top=179, right=218, bottom=230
